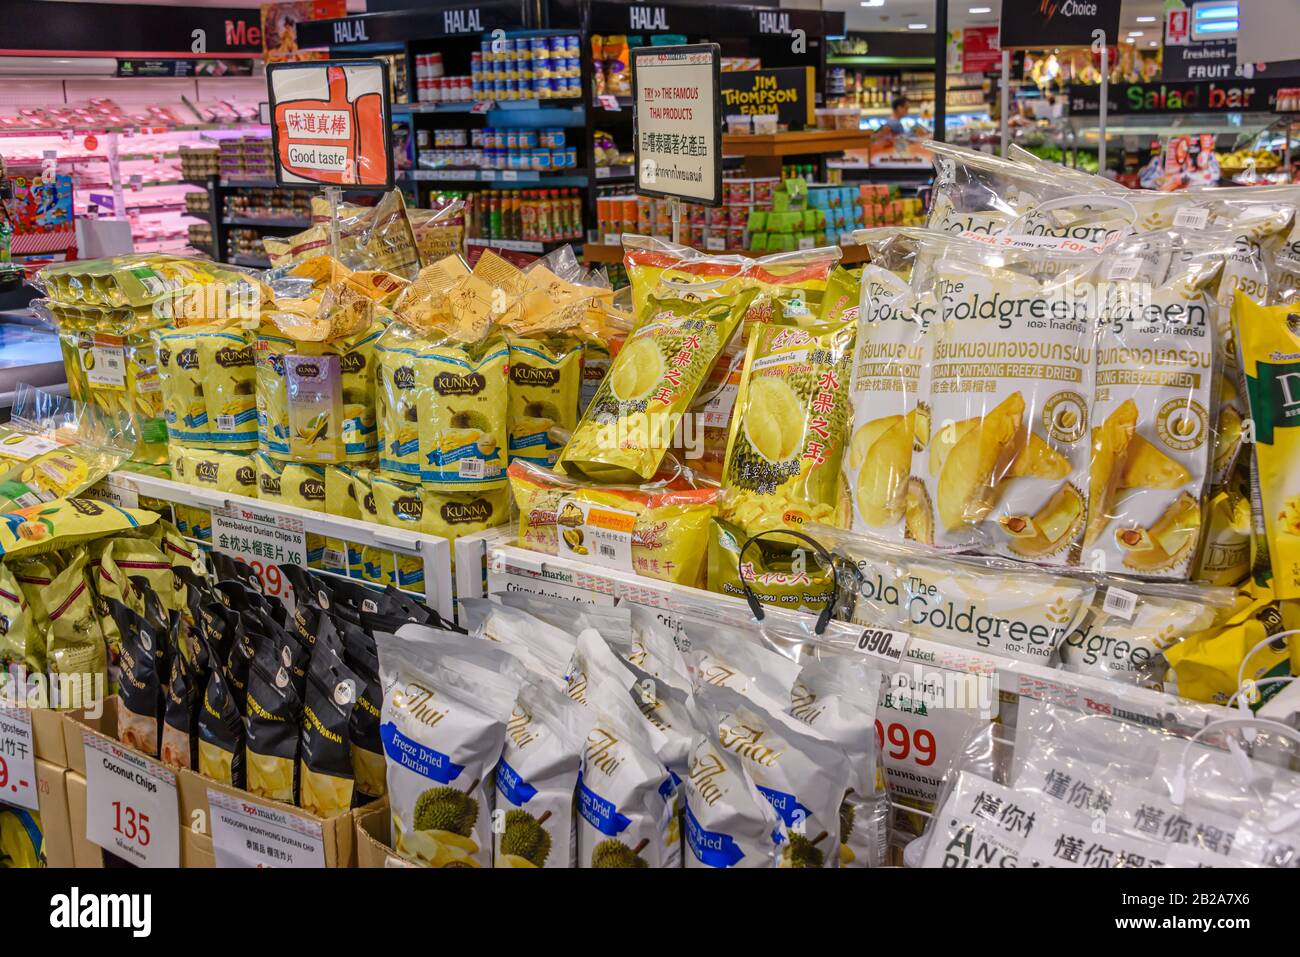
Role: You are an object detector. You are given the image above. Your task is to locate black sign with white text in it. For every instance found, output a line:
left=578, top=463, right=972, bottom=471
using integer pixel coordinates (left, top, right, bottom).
left=1000, top=0, right=1122, bottom=49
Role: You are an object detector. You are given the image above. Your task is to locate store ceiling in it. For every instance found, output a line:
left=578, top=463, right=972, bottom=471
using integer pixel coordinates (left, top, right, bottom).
left=824, top=0, right=1170, bottom=41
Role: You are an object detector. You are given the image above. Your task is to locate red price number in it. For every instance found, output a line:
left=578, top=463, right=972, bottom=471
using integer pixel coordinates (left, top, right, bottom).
left=875, top=720, right=936, bottom=767
left=0, top=754, right=7, bottom=789
left=112, top=801, right=151, bottom=847
left=245, top=560, right=289, bottom=600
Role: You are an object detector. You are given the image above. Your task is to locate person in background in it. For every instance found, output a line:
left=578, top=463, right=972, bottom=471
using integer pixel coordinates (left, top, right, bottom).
left=883, top=96, right=911, bottom=136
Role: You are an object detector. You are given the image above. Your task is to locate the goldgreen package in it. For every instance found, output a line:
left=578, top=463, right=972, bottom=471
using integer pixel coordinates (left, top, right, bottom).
left=558, top=289, right=756, bottom=484
left=1235, top=293, right=1300, bottom=599
left=721, top=315, right=855, bottom=537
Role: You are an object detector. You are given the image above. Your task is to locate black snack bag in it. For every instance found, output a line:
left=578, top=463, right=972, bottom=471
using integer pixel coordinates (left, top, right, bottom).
left=256, top=607, right=309, bottom=692
left=298, top=645, right=360, bottom=817
left=198, top=662, right=245, bottom=787
left=161, top=654, right=199, bottom=771
left=212, top=552, right=262, bottom=591
left=106, top=598, right=163, bottom=758
left=244, top=636, right=303, bottom=805
left=224, top=618, right=255, bottom=713
left=382, top=585, right=438, bottom=625
left=338, top=621, right=384, bottom=800
left=128, top=575, right=173, bottom=682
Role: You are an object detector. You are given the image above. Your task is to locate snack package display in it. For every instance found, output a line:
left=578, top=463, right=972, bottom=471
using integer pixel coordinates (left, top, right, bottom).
left=170, top=446, right=259, bottom=499
left=720, top=312, right=855, bottom=538
left=0, top=385, right=134, bottom=513
left=508, top=459, right=722, bottom=588
left=155, top=323, right=258, bottom=450
left=1235, top=294, right=1300, bottom=600
left=1087, top=234, right=1222, bottom=579
left=557, top=289, right=757, bottom=484
left=377, top=630, right=525, bottom=867
left=256, top=275, right=391, bottom=464
left=494, top=675, right=593, bottom=868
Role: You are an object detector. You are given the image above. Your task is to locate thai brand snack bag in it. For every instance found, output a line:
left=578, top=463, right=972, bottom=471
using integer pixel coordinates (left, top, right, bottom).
left=698, top=683, right=851, bottom=868
left=721, top=313, right=855, bottom=538
left=621, top=235, right=746, bottom=326
left=507, top=459, right=721, bottom=588
left=339, top=622, right=385, bottom=800
left=1087, top=235, right=1222, bottom=579
left=349, top=468, right=392, bottom=585
left=494, top=675, right=593, bottom=868
left=705, top=517, right=842, bottom=612
left=0, top=385, right=134, bottom=513
left=1235, top=294, right=1300, bottom=600
left=45, top=550, right=109, bottom=705
left=377, top=630, right=524, bottom=868
left=459, top=598, right=577, bottom=685
left=684, top=696, right=784, bottom=869
left=577, top=667, right=678, bottom=869
left=682, top=620, right=802, bottom=709
left=1060, top=580, right=1233, bottom=687
left=737, top=247, right=842, bottom=327
left=787, top=655, right=889, bottom=868
left=557, top=289, right=756, bottom=484
left=256, top=272, right=390, bottom=463
left=1193, top=472, right=1252, bottom=586
left=926, top=142, right=1073, bottom=236
left=913, top=234, right=1095, bottom=562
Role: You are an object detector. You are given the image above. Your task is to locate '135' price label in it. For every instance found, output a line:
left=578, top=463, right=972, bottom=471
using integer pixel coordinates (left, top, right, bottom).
left=83, top=733, right=179, bottom=867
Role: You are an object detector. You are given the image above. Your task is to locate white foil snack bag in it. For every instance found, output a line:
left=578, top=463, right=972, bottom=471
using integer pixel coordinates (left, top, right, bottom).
left=1087, top=235, right=1221, bottom=579
left=682, top=620, right=801, bottom=709
left=494, top=675, right=593, bottom=868
left=684, top=694, right=784, bottom=868
left=920, top=772, right=1042, bottom=868
left=377, top=630, right=525, bottom=868
left=577, top=675, right=679, bottom=868
left=921, top=235, right=1095, bottom=563
left=700, top=683, right=851, bottom=868
left=788, top=655, right=889, bottom=867
left=845, top=252, right=934, bottom=542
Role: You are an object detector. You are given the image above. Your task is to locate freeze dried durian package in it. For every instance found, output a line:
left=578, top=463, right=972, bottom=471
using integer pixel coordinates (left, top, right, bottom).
left=720, top=314, right=855, bottom=538
left=1086, top=235, right=1222, bottom=579
left=845, top=232, right=937, bottom=541
left=557, top=289, right=757, bottom=485
left=916, top=233, right=1095, bottom=564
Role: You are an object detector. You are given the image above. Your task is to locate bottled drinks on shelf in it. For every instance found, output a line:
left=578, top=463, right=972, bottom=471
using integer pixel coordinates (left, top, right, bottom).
left=466, top=189, right=583, bottom=243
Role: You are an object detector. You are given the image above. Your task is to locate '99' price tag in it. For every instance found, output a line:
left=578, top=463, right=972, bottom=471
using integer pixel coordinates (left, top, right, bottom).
left=83, top=733, right=179, bottom=867
left=0, top=706, right=38, bottom=811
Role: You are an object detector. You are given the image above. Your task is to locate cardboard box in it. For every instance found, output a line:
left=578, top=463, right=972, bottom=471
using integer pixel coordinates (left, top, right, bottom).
left=62, top=697, right=113, bottom=776
left=354, top=799, right=416, bottom=868
left=180, top=768, right=359, bottom=868
left=35, top=758, right=74, bottom=868
left=64, top=771, right=104, bottom=868
left=182, top=827, right=215, bottom=868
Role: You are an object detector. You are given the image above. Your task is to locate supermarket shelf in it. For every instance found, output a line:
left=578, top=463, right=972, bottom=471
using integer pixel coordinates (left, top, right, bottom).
left=594, top=164, right=635, bottom=180
left=468, top=534, right=1234, bottom=734
left=223, top=216, right=311, bottom=228
left=104, top=471, right=455, bottom=623
left=466, top=237, right=582, bottom=254
left=582, top=241, right=870, bottom=265
left=401, top=169, right=587, bottom=186
left=722, top=130, right=874, bottom=157
left=591, top=95, right=633, bottom=111
left=227, top=253, right=271, bottom=268
left=393, top=99, right=585, bottom=116
left=829, top=162, right=934, bottom=177
left=220, top=177, right=279, bottom=189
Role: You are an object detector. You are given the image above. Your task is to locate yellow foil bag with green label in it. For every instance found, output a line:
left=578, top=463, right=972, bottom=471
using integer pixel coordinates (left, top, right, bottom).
left=557, top=288, right=757, bottom=485
left=721, top=316, right=856, bottom=537
left=171, top=446, right=259, bottom=499
left=1235, top=293, right=1300, bottom=600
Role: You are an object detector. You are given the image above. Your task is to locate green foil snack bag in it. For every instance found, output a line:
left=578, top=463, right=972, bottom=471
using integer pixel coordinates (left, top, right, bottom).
left=558, top=289, right=757, bottom=484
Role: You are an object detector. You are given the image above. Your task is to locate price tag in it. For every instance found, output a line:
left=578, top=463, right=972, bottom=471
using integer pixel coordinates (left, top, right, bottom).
left=555, top=497, right=635, bottom=572
left=597, top=94, right=621, bottom=111
left=797, top=236, right=816, bottom=250
left=501, top=170, right=519, bottom=181
left=0, top=707, right=38, bottom=811
left=704, top=235, right=727, bottom=251
left=78, top=335, right=127, bottom=389
left=856, top=627, right=908, bottom=664
left=211, top=503, right=306, bottom=610
left=82, top=472, right=140, bottom=510
left=1107, top=259, right=1141, bottom=281
left=0, top=435, right=62, bottom=461
left=470, top=100, right=496, bottom=114
left=83, top=733, right=179, bottom=867
left=208, top=789, right=326, bottom=868
left=1173, top=207, right=1210, bottom=230
left=1102, top=586, right=1138, bottom=622
left=603, top=233, right=621, bottom=246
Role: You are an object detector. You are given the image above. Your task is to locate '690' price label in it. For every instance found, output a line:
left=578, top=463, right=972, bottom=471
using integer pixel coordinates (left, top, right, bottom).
left=857, top=627, right=907, bottom=664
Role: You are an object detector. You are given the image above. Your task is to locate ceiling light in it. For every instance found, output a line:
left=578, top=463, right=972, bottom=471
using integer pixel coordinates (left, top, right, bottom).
left=1148, top=40, right=1158, bottom=47
left=1136, top=16, right=1156, bottom=23
left=1128, top=31, right=1144, bottom=37
left=908, top=23, right=929, bottom=30
left=860, top=0, right=885, bottom=6
left=969, top=6, right=992, bottom=12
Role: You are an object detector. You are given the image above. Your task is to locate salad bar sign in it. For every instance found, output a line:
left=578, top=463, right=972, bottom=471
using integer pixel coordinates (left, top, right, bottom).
left=1068, top=78, right=1296, bottom=114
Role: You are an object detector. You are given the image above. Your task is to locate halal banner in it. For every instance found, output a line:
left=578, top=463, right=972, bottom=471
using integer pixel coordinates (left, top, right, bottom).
left=1000, top=0, right=1122, bottom=50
